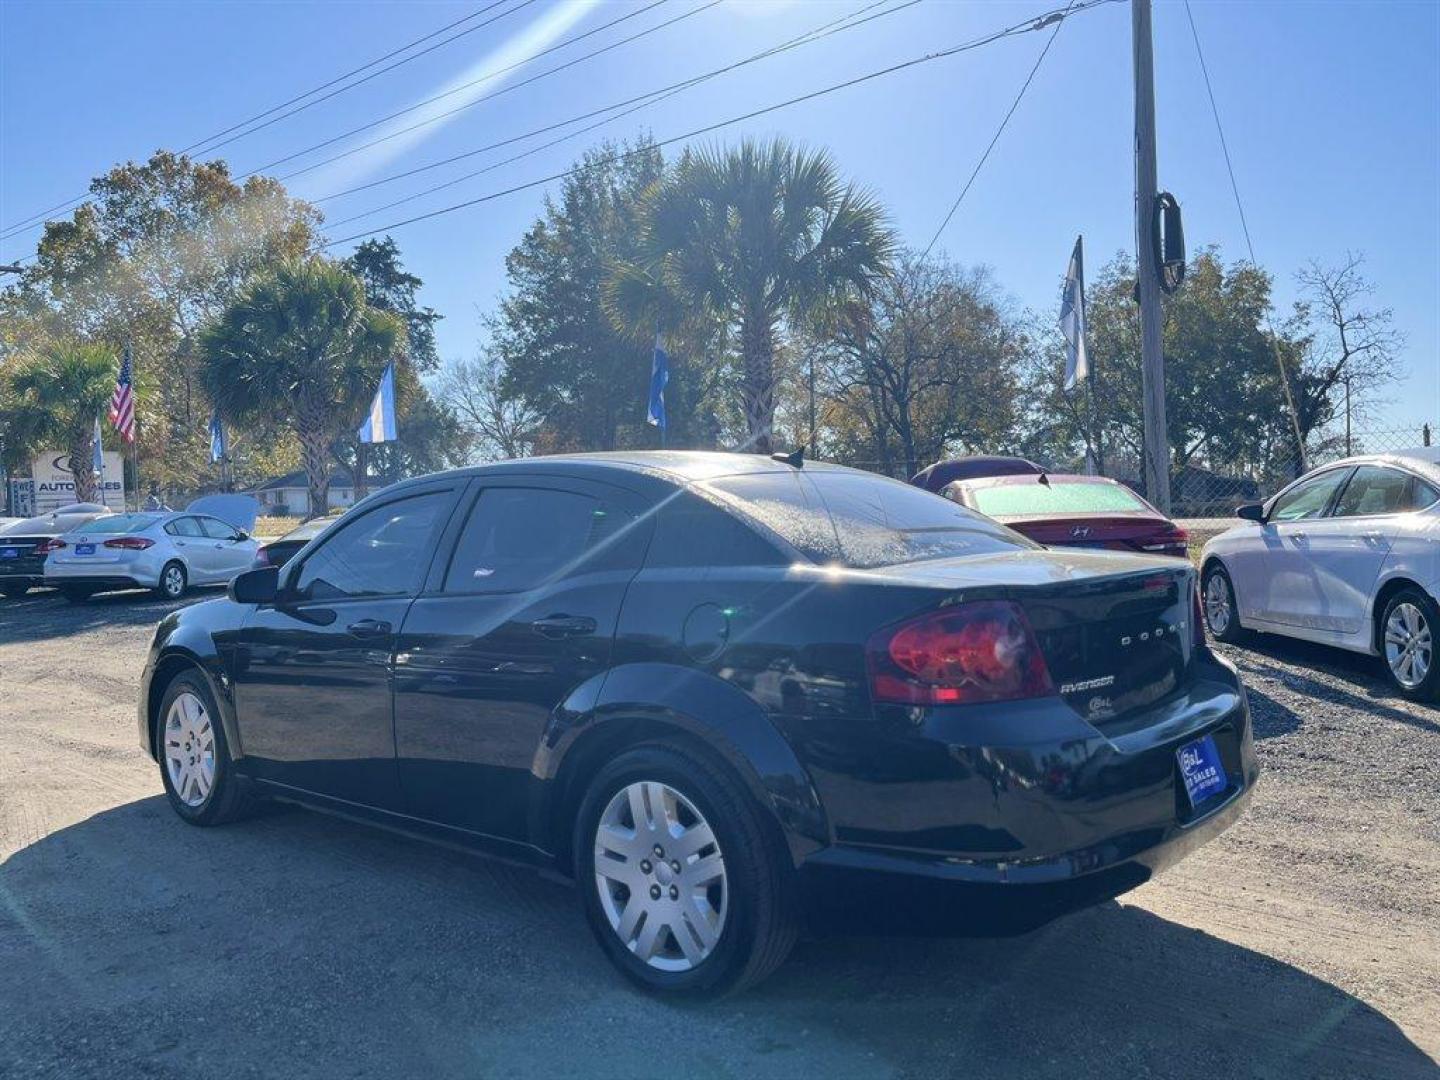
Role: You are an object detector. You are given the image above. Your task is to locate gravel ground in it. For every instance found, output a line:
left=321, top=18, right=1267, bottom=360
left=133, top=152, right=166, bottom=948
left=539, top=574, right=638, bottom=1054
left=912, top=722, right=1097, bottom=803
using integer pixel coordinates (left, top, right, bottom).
left=1, top=588, right=1437, bottom=1080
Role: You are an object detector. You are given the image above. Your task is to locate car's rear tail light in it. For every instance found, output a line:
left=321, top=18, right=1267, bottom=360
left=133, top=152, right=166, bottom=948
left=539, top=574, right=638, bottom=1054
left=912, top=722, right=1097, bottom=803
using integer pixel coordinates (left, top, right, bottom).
left=103, top=537, right=154, bottom=550
left=1139, top=526, right=1189, bottom=559
left=253, top=545, right=272, bottom=567
left=866, top=601, right=1054, bottom=706
left=35, top=538, right=65, bottom=554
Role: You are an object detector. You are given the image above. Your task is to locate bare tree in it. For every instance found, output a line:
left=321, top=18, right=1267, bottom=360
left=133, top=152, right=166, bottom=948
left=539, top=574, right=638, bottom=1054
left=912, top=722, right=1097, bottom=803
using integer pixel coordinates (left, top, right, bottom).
left=1291, top=253, right=1402, bottom=442
left=437, top=356, right=544, bottom=462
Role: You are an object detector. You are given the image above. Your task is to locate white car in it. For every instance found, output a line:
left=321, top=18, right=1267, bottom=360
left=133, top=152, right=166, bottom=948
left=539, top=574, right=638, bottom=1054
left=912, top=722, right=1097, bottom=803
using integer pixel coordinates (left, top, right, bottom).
left=42, top=495, right=260, bottom=601
left=1200, top=448, right=1440, bottom=700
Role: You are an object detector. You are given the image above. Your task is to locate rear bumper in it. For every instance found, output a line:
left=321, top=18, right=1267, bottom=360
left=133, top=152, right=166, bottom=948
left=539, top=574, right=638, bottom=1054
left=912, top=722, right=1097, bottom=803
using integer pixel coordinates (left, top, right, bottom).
left=43, top=574, right=152, bottom=592
left=43, top=559, right=160, bottom=589
left=792, top=649, right=1258, bottom=934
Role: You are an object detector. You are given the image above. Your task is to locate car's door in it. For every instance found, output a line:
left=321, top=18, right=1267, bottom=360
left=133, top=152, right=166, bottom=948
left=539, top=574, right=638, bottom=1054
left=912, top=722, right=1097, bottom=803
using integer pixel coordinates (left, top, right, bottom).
left=1295, top=466, right=1411, bottom=634
left=1234, top=467, right=1353, bottom=627
left=231, top=483, right=462, bottom=810
left=164, top=515, right=214, bottom=579
left=196, top=515, right=256, bottom=582
left=393, top=477, right=653, bottom=842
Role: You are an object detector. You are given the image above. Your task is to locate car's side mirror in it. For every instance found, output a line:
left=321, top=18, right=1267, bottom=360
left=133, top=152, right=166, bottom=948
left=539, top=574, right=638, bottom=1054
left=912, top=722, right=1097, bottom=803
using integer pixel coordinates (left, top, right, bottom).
left=235, top=531, right=249, bottom=542
left=230, top=565, right=278, bottom=605
left=1236, top=503, right=1266, bottom=523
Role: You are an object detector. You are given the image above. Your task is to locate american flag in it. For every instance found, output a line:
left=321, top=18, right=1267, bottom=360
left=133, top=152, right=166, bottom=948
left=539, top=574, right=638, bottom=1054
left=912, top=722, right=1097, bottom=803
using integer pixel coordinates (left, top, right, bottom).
left=108, top=343, right=136, bottom=443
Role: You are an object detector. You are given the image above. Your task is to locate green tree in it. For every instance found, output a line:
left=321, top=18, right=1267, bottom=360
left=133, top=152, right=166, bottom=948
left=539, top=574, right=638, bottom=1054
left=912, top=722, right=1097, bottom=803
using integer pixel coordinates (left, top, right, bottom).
left=607, top=138, right=894, bottom=454
left=0, top=150, right=319, bottom=491
left=199, top=258, right=403, bottom=518
left=344, top=236, right=442, bottom=374
left=3, top=343, right=116, bottom=503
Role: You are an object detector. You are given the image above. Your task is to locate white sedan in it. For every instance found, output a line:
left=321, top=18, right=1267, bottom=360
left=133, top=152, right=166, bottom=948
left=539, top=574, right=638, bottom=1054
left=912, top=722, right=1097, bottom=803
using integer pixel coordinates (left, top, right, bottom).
left=1200, top=448, right=1440, bottom=701
left=42, top=495, right=260, bottom=601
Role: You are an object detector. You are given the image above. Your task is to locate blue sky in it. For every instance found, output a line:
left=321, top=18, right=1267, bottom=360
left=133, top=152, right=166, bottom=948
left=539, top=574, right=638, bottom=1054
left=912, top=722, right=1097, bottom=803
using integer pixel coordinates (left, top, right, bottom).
left=2, top=0, right=1436, bottom=432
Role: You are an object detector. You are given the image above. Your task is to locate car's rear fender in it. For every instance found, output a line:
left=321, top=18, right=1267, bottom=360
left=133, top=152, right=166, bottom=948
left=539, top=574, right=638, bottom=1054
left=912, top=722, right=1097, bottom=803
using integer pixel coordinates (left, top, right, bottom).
left=532, top=662, right=830, bottom=869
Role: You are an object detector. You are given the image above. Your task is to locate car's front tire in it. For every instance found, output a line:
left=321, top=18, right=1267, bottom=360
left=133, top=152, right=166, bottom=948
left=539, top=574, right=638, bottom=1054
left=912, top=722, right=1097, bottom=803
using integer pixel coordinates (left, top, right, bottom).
left=1379, top=587, right=1439, bottom=702
left=1202, top=562, right=1246, bottom=644
left=0, top=582, right=30, bottom=599
left=155, top=561, right=187, bottom=600
left=574, top=743, right=798, bottom=997
left=156, top=670, right=255, bottom=825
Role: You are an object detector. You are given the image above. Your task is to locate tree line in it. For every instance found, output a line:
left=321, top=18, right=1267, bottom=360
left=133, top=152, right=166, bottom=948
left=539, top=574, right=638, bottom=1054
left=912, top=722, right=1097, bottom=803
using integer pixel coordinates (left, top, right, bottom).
left=0, top=139, right=1402, bottom=518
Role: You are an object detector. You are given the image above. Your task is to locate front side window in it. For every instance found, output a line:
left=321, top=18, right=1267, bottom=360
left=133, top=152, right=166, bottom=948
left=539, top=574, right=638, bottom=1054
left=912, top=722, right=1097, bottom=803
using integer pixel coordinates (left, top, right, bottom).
left=707, top=470, right=1036, bottom=569
left=444, top=487, right=630, bottom=593
left=1332, top=466, right=1413, bottom=518
left=1269, top=469, right=1351, bottom=523
left=292, top=492, right=450, bottom=601
left=198, top=517, right=241, bottom=540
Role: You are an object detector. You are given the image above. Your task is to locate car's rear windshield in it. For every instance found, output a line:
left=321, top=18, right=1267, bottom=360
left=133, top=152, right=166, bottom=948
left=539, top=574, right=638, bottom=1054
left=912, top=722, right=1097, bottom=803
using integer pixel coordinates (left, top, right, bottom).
left=968, top=480, right=1148, bottom=517
left=68, top=513, right=160, bottom=534
left=704, top=470, right=1035, bottom=569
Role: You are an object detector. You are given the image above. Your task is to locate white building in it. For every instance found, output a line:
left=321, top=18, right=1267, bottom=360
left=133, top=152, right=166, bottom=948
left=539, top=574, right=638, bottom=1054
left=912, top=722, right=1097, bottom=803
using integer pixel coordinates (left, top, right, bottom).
left=249, top=468, right=376, bottom=517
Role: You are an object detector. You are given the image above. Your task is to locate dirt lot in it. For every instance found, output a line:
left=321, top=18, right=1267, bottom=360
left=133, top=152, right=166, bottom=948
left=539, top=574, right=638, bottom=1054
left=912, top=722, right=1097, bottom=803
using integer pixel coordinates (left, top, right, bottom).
left=1, top=588, right=1437, bottom=1079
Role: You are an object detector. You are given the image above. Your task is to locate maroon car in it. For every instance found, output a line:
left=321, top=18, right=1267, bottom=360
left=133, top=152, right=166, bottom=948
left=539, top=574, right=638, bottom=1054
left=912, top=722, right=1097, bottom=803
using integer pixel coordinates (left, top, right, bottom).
left=941, top=473, right=1189, bottom=558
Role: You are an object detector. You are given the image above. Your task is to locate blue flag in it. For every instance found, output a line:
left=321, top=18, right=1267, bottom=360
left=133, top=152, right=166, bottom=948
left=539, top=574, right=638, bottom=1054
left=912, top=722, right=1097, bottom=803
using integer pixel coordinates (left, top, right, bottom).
left=647, top=331, right=669, bottom=432
left=357, top=362, right=398, bottom=444
left=209, top=411, right=227, bottom=464
left=92, top=415, right=104, bottom=476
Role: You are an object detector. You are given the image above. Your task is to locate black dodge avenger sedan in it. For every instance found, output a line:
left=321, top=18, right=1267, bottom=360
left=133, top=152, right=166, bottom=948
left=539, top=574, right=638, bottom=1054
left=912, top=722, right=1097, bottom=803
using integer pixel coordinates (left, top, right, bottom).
left=139, top=452, right=1257, bottom=995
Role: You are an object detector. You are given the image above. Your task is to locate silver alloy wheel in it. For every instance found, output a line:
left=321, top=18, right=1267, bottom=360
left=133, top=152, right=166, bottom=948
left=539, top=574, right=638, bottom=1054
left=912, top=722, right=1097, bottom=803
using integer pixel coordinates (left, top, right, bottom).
left=593, top=780, right=728, bottom=972
left=1384, top=602, right=1432, bottom=690
left=162, top=564, right=185, bottom=598
left=164, top=691, right=216, bottom=808
left=1205, top=573, right=1232, bottom=636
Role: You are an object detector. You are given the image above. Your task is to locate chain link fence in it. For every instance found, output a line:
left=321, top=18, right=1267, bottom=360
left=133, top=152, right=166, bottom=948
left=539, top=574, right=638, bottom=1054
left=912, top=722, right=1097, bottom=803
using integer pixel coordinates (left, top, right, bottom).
left=844, top=422, right=1437, bottom=520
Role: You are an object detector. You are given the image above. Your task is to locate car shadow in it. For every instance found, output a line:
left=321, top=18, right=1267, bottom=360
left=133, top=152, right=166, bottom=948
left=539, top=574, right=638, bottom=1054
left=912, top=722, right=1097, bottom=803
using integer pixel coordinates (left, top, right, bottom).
left=0, top=588, right=219, bottom=646
left=1220, top=635, right=1440, bottom=733
left=2, top=797, right=1434, bottom=1079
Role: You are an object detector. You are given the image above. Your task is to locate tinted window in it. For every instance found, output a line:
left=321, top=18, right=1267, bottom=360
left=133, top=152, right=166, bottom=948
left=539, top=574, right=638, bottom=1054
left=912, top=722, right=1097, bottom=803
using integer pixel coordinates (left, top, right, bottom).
left=293, top=492, right=450, bottom=601
left=198, top=516, right=241, bottom=540
left=166, top=517, right=204, bottom=538
left=1269, top=469, right=1350, bottom=523
left=967, top=480, right=1148, bottom=517
left=707, top=470, right=1036, bottom=569
left=1333, top=466, right=1413, bottom=518
left=444, top=488, right=633, bottom=593
left=648, top=492, right=785, bottom=569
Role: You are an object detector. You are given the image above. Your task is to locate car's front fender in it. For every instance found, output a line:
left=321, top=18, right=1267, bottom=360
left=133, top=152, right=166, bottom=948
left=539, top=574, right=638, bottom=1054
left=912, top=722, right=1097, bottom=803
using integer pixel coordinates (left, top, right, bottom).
left=138, top=602, right=245, bottom=762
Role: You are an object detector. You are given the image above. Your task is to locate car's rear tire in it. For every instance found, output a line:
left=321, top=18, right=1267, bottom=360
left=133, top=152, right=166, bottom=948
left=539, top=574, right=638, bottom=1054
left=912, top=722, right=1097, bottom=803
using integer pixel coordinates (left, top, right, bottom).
left=156, top=670, right=255, bottom=825
left=155, top=561, right=187, bottom=600
left=0, top=583, right=31, bottom=598
left=60, top=585, right=94, bottom=603
left=574, top=743, right=798, bottom=997
left=1378, top=587, right=1439, bottom=702
left=1202, top=562, right=1245, bottom=644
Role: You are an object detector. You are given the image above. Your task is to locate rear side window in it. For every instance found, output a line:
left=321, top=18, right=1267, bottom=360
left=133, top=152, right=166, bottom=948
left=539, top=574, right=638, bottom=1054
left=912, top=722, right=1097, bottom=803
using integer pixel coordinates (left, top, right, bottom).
left=647, top=492, right=785, bottom=569
left=967, top=480, right=1148, bottom=517
left=1411, top=476, right=1440, bottom=510
left=292, top=492, right=450, bottom=601
left=443, top=487, right=637, bottom=594
left=707, top=470, right=1035, bottom=569
left=165, top=517, right=204, bottom=538
left=1333, top=466, right=1414, bottom=518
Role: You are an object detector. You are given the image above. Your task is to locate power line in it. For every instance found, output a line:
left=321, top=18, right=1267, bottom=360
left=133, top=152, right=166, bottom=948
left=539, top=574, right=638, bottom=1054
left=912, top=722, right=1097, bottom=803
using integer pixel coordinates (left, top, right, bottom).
left=244, top=0, right=691, bottom=181
left=316, top=0, right=916, bottom=224
left=0, top=0, right=534, bottom=241
left=320, top=0, right=1117, bottom=251
left=921, top=1, right=1077, bottom=259
left=1183, top=0, right=1306, bottom=465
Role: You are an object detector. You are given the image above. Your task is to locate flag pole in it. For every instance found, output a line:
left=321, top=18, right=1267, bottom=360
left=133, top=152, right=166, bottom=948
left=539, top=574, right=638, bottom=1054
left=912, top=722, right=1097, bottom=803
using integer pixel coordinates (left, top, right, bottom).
left=127, top=341, right=141, bottom=512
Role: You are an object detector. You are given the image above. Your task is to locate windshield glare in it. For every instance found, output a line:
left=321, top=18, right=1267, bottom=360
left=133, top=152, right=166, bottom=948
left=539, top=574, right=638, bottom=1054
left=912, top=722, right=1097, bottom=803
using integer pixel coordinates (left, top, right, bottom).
left=706, top=470, right=1036, bottom=569
left=65, top=514, right=161, bottom=535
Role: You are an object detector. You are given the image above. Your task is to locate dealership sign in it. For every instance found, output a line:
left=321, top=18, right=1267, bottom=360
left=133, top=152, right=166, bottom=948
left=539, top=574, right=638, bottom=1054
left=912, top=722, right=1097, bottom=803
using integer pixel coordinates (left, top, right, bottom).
left=31, top=451, right=126, bottom=513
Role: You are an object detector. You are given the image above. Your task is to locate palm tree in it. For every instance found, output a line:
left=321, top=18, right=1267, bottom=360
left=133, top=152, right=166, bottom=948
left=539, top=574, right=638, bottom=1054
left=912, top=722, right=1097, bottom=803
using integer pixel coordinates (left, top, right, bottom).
left=200, top=257, right=403, bottom=518
left=5, top=343, right=116, bottom=503
left=606, top=139, right=894, bottom=454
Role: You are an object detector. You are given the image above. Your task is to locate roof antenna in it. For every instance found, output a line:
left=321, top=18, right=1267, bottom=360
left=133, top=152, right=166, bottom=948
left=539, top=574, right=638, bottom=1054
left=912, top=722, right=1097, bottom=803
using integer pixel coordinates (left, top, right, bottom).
left=770, top=447, right=805, bottom=468
left=1038, top=471, right=1050, bottom=486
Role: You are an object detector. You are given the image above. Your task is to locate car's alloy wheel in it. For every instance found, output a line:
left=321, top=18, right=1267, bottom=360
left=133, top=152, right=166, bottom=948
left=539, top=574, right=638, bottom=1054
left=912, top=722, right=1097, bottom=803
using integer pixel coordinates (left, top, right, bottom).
left=1204, top=573, right=1232, bottom=637
left=158, top=562, right=186, bottom=600
left=164, top=691, right=216, bottom=808
left=1384, top=601, right=1432, bottom=691
left=593, top=780, right=728, bottom=972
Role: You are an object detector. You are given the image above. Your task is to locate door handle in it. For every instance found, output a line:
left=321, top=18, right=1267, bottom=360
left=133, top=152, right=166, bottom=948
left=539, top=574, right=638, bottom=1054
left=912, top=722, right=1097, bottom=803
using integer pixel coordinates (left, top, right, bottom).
left=346, top=618, right=392, bottom=639
left=531, top=614, right=597, bottom=639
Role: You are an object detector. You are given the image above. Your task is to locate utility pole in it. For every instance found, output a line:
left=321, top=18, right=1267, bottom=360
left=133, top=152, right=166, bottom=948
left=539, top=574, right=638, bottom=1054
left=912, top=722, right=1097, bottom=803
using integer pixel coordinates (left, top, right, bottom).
left=1132, top=0, right=1171, bottom=513
left=1343, top=375, right=1353, bottom=456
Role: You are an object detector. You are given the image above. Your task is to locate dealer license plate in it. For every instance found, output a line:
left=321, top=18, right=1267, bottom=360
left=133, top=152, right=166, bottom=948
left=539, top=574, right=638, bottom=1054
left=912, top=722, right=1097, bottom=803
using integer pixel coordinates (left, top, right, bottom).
left=0, top=548, right=17, bottom=559
left=74, top=543, right=96, bottom=556
left=1177, top=734, right=1227, bottom=807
